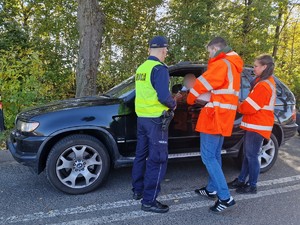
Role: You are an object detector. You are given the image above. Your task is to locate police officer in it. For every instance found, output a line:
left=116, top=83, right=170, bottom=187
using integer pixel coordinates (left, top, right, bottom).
left=132, top=36, right=176, bottom=213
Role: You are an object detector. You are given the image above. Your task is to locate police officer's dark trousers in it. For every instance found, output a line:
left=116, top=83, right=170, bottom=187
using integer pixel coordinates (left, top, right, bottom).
left=132, top=117, right=168, bottom=206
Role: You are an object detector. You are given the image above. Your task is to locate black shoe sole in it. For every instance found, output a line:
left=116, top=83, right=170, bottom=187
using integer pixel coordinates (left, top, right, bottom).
left=227, top=179, right=245, bottom=190
left=228, top=185, right=244, bottom=190
left=228, top=186, right=236, bottom=190
left=133, top=196, right=143, bottom=200
left=227, top=184, right=240, bottom=189
left=227, top=183, right=246, bottom=190
left=236, top=186, right=257, bottom=194
left=141, top=206, right=169, bottom=213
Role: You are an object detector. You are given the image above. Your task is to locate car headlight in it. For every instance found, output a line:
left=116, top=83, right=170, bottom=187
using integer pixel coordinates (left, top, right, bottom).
left=16, top=120, right=40, bottom=132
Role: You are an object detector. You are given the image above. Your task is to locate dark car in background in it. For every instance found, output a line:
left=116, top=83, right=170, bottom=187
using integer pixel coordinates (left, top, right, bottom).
left=7, top=62, right=298, bottom=194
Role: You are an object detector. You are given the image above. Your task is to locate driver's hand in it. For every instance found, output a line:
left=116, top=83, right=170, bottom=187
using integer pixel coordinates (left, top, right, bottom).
left=174, top=92, right=182, bottom=101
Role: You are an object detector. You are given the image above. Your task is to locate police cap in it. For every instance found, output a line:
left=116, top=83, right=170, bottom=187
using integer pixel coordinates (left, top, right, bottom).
left=149, top=36, right=168, bottom=48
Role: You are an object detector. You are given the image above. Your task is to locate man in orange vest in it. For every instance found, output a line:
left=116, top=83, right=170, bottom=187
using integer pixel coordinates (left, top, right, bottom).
left=187, top=37, right=244, bottom=213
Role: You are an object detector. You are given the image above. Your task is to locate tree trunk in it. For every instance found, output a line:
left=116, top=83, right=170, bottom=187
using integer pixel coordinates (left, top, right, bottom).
left=76, top=0, right=104, bottom=97
left=240, top=0, right=253, bottom=57
left=272, top=6, right=283, bottom=59
left=272, top=1, right=294, bottom=59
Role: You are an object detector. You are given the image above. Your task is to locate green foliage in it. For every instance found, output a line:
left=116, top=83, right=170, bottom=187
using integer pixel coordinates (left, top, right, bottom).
left=215, top=0, right=277, bottom=64
left=0, top=0, right=300, bottom=129
left=0, top=48, right=44, bottom=126
left=165, top=0, right=218, bottom=63
left=0, top=48, right=75, bottom=128
left=0, top=21, right=30, bottom=50
left=275, top=10, right=300, bottom=105
left=98, top=0, right=164, bottom=93
left=0, top=0, right=77, bottom=128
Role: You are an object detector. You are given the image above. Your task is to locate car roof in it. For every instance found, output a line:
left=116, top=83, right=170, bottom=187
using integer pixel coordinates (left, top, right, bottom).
left=169, top=61, right=253, bottom=77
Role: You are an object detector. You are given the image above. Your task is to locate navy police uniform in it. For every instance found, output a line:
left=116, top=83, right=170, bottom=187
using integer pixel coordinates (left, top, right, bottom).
left=132, top=36, right=176, bottom=208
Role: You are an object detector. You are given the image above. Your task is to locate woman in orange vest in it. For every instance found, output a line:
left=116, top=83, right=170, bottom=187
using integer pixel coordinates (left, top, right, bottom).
left=227, top=54, right=276, bottom=194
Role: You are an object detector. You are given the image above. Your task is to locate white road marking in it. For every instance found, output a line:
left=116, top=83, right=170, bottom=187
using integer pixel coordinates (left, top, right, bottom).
left=0, top=192, right=196, bottom=224
left=1, top=175, right=300, bottom=224
left=258, top=174, right=300, bottom=186
left=50, top=183, right=300, bottom=225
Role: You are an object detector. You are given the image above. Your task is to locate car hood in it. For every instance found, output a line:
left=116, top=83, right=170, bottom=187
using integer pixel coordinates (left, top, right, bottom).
left=18, top=96, right=121, bottom=120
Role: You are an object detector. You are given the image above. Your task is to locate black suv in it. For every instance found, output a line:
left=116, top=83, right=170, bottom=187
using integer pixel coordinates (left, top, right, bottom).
left=7, top=62, right=298, bottom=194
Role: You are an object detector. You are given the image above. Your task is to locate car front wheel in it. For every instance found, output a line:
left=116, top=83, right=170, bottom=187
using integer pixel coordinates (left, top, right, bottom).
left=46, top=134, right=110, bottom=194
left=259, top=134, right=279, bottom=173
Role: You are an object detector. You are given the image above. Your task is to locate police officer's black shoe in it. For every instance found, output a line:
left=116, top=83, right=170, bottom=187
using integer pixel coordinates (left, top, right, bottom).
left=141, top=201, right=169, bottom=213
left=133, top=192, right=143, bottom=200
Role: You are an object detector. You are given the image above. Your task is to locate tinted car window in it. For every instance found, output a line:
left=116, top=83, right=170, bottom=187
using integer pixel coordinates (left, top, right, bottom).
left=240, top=75, right=251, bottom=100
left=240, top=69, right=254, bottom=100
left=170, top=76, right=185, bottom=94
left=274, top=77, right=295, bottom=102
left=104, top=76, right=135, bottom=98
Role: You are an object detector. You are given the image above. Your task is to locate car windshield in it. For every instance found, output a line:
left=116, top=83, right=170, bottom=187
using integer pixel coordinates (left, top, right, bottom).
left=103, top=76, right=135, bottom=98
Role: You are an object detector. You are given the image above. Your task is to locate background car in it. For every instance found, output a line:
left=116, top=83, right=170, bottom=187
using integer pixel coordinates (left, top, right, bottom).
left=7, top=62, right=298, bottom=194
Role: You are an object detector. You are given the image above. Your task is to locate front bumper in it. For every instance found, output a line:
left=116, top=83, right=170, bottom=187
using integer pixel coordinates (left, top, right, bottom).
left=6, top=130, right=47, bottom=173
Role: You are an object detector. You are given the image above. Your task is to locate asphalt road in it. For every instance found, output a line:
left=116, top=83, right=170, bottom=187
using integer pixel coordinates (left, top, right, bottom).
left=0, top=135, right=300, bottom=225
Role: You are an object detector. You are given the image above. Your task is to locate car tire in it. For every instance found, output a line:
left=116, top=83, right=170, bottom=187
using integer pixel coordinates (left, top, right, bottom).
left=46, top=134, right=110, bottom=194
left=236, top=133, right=279, bottom=173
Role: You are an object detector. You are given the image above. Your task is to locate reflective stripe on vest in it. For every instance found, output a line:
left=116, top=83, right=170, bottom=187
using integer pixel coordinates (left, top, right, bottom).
left=190, top=59, right=239, bottom=97
left=245, top=97, right=261, bottom=110
left=222, top=59, right=234, bottom=90
left=190, top=88, right=200, bottom=97
left=246, top=78, right=276, bottom=111
left=262, top=79, right=276, bottom=111
left=206, top=101, right=237, bottom=110
left=211, top=89, right=239, bottom=96
left=202, top=58, right=239, bottom=110
left=241, top=121, right=273, bottom=131
left=196, top=76, right=213, bottom=91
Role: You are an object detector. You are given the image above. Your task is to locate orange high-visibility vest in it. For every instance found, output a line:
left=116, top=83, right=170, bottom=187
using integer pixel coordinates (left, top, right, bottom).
left=187, top=51, right=244, bottom=136
left=239, top=76, right=276, bottom=139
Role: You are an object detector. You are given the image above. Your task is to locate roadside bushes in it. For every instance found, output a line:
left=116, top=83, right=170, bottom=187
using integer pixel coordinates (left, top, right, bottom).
left=0, top=48, right=75, bottom=129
